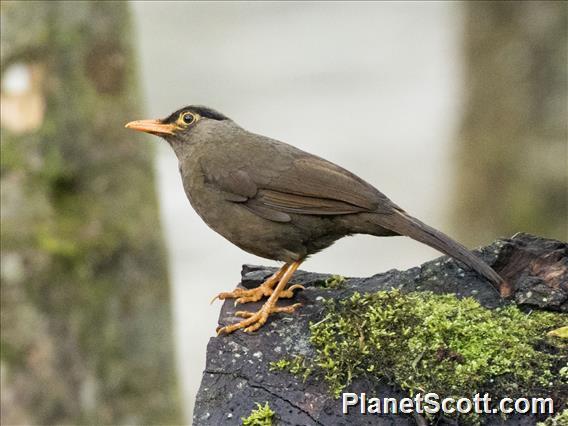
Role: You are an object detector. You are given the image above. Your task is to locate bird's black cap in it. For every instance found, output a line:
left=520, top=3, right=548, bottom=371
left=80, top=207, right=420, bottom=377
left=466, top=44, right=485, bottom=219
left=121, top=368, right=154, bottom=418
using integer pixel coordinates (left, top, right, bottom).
left=163, top=105, right=228, bottom=123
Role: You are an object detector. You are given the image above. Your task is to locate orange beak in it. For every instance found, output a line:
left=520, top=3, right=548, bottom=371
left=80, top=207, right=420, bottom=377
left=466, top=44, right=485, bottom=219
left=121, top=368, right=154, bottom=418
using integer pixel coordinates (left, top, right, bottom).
left=124, top=119, right=176, bottom=136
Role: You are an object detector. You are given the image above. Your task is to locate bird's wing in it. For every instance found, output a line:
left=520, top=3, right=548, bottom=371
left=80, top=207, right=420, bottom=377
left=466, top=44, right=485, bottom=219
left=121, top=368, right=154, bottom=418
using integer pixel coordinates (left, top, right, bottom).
left=201, top=142, right=396, bottom=223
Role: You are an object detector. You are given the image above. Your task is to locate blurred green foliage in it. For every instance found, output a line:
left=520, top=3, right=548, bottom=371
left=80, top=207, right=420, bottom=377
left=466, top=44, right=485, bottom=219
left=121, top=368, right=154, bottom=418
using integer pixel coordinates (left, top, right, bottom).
left=453, top=2, right=567, bottom=245
left=1, top=1, right=180, bottom=424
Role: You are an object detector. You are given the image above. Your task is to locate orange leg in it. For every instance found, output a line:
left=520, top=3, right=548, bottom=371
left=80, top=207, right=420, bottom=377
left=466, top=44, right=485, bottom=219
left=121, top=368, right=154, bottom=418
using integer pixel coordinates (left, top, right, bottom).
left=217, top=260, right=303, bottom=334
left=211, top=262, right=304, bottom=305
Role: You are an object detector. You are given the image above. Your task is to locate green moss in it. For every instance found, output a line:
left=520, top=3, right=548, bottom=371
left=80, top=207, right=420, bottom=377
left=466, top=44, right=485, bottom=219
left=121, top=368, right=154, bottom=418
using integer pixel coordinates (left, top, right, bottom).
left=241, top=402, right=275, bottom=426
left=319, top=274, right=346, bottom=289
left=270, top=355, right=312, bottom=382
left=548, top=326, right=568, bottom=339
left=274, top=289, right=566, bottom=423
left=309, top=290, right=565, bottom=398
left=538, top=409, right=568, bottom=426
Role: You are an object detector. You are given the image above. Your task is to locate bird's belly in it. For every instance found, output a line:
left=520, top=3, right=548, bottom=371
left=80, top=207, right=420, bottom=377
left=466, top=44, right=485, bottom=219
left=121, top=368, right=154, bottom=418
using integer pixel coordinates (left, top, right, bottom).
left=184, top=184, right=308, bottom=262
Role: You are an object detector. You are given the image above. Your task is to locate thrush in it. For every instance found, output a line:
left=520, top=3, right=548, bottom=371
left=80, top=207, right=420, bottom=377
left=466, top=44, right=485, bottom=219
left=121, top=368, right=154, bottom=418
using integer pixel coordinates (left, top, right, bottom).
left=126, top=106, right=508, bottom=335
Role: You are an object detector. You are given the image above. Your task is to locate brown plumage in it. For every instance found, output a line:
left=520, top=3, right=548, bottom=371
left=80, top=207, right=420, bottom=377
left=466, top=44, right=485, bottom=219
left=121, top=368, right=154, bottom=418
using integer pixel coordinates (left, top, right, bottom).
left=126, top=105, right=506, bottom=334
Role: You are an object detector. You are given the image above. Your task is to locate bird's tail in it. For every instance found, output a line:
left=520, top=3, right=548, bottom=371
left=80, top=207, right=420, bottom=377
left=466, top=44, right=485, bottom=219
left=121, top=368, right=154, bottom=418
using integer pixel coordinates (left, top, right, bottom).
left=375, top=210, right=504, bottom=289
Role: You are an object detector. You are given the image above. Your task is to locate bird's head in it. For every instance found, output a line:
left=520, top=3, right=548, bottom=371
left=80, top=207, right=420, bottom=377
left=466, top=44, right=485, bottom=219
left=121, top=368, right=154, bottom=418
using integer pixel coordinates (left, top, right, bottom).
left=125, top=105, right=235, bottom=156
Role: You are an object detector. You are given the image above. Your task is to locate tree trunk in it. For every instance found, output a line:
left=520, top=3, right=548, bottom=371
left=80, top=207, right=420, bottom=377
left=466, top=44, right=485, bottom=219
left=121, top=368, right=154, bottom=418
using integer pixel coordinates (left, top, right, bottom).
left=452, top=1, right=567, bottom=246
left=0, top=1, right=181, bottom=424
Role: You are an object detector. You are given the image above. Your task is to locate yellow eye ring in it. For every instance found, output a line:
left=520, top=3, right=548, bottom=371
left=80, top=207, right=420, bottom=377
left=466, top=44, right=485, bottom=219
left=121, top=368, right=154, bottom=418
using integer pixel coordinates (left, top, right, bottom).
left=181, top=112, right=195, bottom=125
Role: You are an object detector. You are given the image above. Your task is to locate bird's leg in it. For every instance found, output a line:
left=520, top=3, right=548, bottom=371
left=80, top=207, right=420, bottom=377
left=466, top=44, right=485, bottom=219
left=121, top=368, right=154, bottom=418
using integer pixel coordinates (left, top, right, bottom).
left=211, top=262, right=304, bottom=304
left=217, top=260, right=302, bottom=335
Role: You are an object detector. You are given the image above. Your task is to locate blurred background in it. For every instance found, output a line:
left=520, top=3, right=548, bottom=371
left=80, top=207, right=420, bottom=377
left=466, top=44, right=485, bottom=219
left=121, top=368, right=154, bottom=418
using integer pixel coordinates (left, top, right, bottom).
left=1, top=1, right=566, bottom=425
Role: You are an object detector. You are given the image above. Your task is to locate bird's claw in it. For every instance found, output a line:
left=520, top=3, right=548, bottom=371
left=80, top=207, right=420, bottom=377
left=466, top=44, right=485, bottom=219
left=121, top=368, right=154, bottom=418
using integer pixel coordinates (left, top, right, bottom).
left=210, top=287, right=249, bottom=304
left=212, top=282, right=305, bottom=306
left=216, top=303, right=303, bottom=335
left=235, top=303, right=302, bottom=318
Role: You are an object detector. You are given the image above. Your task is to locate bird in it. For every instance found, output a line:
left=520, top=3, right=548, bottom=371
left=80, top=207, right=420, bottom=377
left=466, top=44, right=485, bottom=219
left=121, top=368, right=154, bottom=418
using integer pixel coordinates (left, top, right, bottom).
left=125, top=105, right=508, bottom=335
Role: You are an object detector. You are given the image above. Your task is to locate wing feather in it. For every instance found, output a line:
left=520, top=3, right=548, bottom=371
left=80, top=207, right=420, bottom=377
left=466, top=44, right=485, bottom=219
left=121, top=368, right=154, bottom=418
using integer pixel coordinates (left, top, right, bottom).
left=200, top=139, right=395, bottom=222
left=257, top=189, right=367, bottom=215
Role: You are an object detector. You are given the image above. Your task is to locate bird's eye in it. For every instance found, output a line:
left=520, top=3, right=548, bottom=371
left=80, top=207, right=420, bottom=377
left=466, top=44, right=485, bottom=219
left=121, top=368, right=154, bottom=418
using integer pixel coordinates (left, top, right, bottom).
left=182, top=112, right=195, bottom=125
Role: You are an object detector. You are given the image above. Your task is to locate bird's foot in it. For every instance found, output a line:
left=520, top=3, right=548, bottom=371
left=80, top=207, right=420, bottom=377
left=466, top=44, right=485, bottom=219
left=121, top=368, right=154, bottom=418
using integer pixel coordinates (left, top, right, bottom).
left=217, top=302, right=303, bottom=335
left=211, top=263, right=304, bottom=305
left=216, top=260, right=304, bottom=334
left=212, top=282, right=305, bottom=305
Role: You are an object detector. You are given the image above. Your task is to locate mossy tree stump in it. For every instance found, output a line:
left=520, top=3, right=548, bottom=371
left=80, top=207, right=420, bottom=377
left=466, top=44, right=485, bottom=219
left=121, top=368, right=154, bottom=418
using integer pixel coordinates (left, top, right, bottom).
left=195, top=234, right=567, bottom=425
